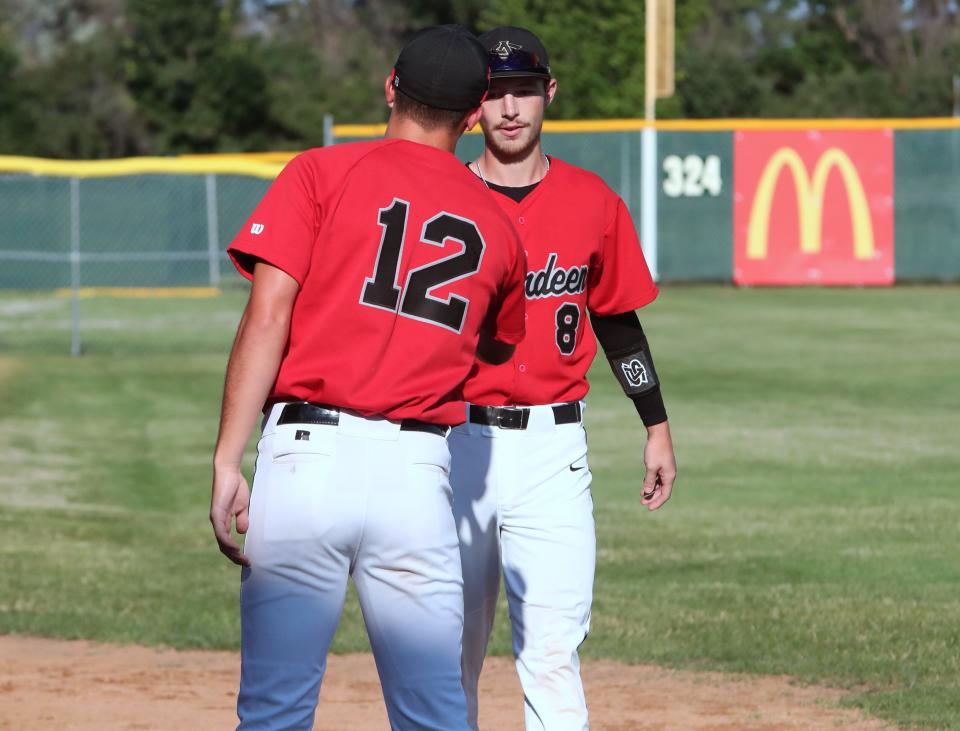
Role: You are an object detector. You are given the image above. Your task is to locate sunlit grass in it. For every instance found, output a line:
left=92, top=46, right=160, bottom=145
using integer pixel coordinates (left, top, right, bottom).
left=1, top=286, right=958, bottom=729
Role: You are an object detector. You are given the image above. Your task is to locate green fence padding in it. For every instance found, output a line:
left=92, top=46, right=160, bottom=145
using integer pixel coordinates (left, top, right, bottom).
left=0, top=176, right=71, bottom=288
left=656, top=131, right=734, bottom=282
left=0, top=174, right=272, bottom=289
left=78, top=175, right=209, bottom=286
left=894, top=130, right=960, bottom=281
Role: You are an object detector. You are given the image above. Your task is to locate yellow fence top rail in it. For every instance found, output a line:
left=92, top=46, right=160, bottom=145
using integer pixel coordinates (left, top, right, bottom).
left=178, top=151, right=299, bottom=165
left=2, top=118, right=957, bottom=176
left=0, top=155, right=286, bottom=178
left=54, top=287, right=221, bottom=299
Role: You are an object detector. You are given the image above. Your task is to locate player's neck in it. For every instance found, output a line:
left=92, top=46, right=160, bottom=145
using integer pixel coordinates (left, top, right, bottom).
left=476, top=142, right=548, bottom=187
left=385, top=116, right=460, bottom=154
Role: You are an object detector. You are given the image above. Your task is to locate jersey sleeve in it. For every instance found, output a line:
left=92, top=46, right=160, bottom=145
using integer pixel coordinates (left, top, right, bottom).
left=587, top=195, right=659, bottom=316
left=227, top=152, right=320, bottom=285
left=485, top=232, right=527, bottom=345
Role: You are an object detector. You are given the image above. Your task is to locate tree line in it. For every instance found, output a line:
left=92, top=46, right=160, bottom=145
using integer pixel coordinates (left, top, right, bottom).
left=0, top=0, right=957, bottom=159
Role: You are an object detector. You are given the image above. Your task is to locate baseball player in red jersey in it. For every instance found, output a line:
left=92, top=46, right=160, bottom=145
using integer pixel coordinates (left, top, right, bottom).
left=449, top=27, right=678, bottom=730
left=209, top=26, right=527, bottom=731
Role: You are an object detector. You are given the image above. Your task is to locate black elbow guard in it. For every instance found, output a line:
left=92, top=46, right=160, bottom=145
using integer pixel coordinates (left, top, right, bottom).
left=607, top=343, right=660, bottom=397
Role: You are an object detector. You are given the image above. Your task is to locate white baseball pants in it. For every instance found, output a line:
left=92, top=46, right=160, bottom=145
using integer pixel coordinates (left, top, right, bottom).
left=237, top=404, right=469, bottom=731
left=449, top=403, right=595, bottom=731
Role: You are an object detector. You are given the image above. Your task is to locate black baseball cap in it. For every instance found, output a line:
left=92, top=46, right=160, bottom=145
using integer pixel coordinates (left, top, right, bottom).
left=479, top=26, right=552, bottom=80
left=392, top=25, right=489, bottom=112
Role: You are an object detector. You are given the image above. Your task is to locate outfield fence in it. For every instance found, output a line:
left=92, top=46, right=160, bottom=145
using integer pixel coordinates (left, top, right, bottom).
left=2, top=118, right=959, bottom=354
left=0, top=157, right=289, bottom=293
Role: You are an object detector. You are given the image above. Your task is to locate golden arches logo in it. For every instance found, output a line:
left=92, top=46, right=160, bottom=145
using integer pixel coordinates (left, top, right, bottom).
left=747, top=147, right=875, bottom=260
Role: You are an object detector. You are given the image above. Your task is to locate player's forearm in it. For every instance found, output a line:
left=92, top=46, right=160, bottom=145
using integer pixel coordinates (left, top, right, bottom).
left=591, top=310, right=668, bottom=426
left=632, top=385, right=668, bottom=426
left=214, top=308, right=290, bottom=469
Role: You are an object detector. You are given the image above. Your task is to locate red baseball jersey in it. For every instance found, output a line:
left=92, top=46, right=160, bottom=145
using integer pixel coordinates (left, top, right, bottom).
left=228, top=139, right=526, bottom=425
left=463, top=156, right=657, bottom=406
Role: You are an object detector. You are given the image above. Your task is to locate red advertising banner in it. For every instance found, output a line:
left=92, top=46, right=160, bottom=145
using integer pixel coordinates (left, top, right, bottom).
left=733, top=130, right=894, bottom=285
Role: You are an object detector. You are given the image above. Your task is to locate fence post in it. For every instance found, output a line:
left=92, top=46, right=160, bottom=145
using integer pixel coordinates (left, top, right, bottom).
left=205, top=173, right=221, bottom=287
left=641, top=128, right=659, bottom=281
left=69, top=176, right=81, bottom=357
left=642, top=0, right=660, bottom=282
left=323, top=113, right=335, bottom=147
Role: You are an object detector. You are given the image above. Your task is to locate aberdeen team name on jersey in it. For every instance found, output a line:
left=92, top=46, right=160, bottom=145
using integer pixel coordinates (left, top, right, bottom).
left=524, top=252, right=588, bottom=299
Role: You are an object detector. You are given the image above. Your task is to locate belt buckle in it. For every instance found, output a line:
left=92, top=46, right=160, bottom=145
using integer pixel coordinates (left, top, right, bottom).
left=496, top=407, right=529, bottom=430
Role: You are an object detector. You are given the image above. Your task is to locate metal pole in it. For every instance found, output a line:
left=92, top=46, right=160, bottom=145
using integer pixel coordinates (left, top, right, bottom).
left=323, top=113, right=335, bottom=147
left=205, top=173, right=221, bottom=287
left=641, top=0, right=659, bottom=280
left=70, top=177, right=81, bottom=357
left=953, top=74, right=960, bottom=117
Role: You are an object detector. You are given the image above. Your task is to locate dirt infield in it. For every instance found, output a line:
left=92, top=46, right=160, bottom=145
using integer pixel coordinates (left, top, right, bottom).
left=0, top=635, right=893, bottom=731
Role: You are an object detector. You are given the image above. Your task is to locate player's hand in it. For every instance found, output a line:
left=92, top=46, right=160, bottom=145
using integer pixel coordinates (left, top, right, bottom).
left=641, top=421, right=676, bottom=511
left=210, top=465, right=251, bottom=566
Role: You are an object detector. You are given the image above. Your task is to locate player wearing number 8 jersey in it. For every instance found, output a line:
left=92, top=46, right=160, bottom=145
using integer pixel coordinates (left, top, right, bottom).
left=450, top=27, right=678, bottom=730
left=209, top=26, right=526, bottom=731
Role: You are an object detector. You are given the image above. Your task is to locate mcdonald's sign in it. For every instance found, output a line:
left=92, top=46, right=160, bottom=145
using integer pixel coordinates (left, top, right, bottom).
left=734, top=130, right=894, bottom=285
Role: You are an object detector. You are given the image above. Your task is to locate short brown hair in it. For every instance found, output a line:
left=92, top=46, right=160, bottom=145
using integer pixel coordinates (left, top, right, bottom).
left=393, top=90, right=470, bottom=132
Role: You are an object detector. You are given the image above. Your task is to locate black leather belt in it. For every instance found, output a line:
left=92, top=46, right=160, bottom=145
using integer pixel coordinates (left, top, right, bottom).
left=467, top=401, right=581, bottom=430
left=277, top=402, right=448, bottom=437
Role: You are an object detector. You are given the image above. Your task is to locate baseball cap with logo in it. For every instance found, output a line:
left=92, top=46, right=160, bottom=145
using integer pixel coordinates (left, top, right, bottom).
left=392, top=25, right=489, bottom=112
left=479, top=26, right=552, bottom=80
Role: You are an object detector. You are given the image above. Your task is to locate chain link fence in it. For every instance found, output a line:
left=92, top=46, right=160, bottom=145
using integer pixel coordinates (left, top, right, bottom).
left=0, top=173, right=275, bottom=290
left=0, top=170, right=274, bottom=355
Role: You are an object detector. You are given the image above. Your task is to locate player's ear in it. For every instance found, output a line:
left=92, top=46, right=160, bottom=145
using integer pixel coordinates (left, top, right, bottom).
left=464, top=106, right=483, bottom=131
left=384, top=73, right=397, bottom=108
left=545, top=79, right=558, bottom=106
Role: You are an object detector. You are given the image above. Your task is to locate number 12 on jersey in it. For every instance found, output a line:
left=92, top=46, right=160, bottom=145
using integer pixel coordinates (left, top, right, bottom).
left=361, top=198, right=486, bottom=333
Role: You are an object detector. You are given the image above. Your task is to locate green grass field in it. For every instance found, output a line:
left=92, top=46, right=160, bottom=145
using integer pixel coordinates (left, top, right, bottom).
left=1, top=286, right=958, bottom=730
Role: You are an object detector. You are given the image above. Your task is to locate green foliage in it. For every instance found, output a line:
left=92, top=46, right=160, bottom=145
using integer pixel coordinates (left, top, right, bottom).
left=1, top=286, right=959, bottom=731
left=0, top=35, right=31, bottom=151
left=478, top=0, right=713, bottom=119
left=679, top=0, right=960, bottom=119
left=0, top=0, right=958, bottom=157
left=479, top=0, right=643, bottom=119
left=124, top=0, right=278, bottom=152
left=254, top=41, right=330, bottom=149
left=405, top=0, right=489, bottom=29
left=18, top=29, right=145, bottom=158
left=675, top=50, right=764, bottom=118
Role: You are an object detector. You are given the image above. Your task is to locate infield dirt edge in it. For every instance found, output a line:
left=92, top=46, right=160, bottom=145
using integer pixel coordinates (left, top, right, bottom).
left=0, top=634, right=896, bottom=730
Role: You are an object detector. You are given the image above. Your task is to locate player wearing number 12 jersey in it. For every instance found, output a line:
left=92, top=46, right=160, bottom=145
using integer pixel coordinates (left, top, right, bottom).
left=449, top=27, right=678, bottom=731
left=210, top=26, right=526, bottom=731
